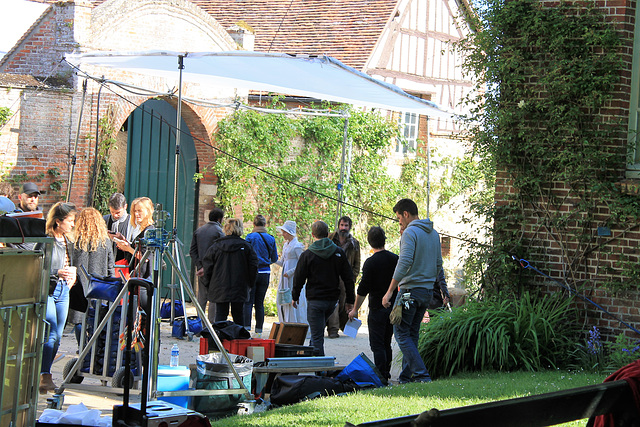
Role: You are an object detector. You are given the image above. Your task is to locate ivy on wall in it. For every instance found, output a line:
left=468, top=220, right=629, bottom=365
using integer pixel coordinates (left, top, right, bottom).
left=207, top=99, right=437, bottom=246
left=457, top=0, right=639, bottom=295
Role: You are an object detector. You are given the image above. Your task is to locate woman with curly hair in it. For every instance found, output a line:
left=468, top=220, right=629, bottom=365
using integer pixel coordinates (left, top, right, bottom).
left=38, top=202, right=77, bottom=394
left=70, top=207, right=115, bottom=345
left=116, top=196, right=154, bottom=279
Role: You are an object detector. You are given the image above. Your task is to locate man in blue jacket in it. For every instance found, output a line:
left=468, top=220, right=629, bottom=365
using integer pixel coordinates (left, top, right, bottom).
left=293, top=220, right=354, bottom=356
left=382, top=198, right=442, bottom=384
left=244, top=214, right=278, bottom=335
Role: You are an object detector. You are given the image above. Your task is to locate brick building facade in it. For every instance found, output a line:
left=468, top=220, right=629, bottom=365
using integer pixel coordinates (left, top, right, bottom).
left=0, top=0, right=237, bottom=220
left=493, top=0, right=640, bottom=339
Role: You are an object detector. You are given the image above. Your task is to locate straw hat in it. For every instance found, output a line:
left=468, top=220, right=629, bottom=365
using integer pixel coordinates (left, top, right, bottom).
left=276, top=220, right=297, bottom=237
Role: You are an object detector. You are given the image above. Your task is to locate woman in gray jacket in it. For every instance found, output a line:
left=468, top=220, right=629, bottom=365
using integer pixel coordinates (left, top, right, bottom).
left=71, top=207, right=115, bottom=345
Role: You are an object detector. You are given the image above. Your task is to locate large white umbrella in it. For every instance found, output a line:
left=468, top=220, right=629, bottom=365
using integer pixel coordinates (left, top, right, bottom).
left=64, top=50, right=452, bottom=117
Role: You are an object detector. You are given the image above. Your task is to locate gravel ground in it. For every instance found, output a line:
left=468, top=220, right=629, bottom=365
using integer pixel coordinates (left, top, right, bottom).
left=37, top=302, right=401, bottom=420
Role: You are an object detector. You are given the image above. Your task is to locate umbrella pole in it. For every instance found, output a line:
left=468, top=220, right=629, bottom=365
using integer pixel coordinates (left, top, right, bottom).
left=335, top=117, right=349, bottom=228
left=66, top=79, right=87, bottom=202
left=426, top=118, right=430, bottom=219
left=172, top=55, right=184, bottom=234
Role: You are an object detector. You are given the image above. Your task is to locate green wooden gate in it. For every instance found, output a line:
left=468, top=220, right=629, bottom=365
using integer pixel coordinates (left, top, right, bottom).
left=125, top=99, right=198, bottom=288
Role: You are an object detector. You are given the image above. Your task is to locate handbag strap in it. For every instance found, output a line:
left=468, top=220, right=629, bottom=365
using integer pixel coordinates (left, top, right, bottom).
left=258, top=232, right=274, bottom=262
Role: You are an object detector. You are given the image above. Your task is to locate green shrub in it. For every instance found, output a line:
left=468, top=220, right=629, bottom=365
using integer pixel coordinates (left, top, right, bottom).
left=418, top=293, right=578, bottom=378
left=606, top=333, right=640, bottom=372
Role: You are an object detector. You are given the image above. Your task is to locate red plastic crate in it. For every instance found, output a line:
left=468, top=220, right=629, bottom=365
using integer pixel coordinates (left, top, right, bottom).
left=223, top=339, right=275, bottom=359
left=199, top=337, right=275, bottom=359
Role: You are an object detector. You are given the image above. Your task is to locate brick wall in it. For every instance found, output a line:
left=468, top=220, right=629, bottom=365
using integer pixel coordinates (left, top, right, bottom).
left=0, top=0, right=238, bottom=225
left=0, top=85, right=83, bottom=210
left=495, top=0, right=640, bottom=339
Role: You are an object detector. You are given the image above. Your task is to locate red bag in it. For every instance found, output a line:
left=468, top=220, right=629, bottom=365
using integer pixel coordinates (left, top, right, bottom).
left=114, top=259, right=130, bottom=281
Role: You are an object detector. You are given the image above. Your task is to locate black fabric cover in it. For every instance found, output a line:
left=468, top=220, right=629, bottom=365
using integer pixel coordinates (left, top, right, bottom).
left=0, top=216, right=46, bottom=238
left=270, top=375, right=358, bottom=405
left=202, top=320, right=250, bottom=341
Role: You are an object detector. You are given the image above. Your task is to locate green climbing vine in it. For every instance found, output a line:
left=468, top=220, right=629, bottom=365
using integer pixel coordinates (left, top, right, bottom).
left=457, top=0, right=638, bottom=295
left=206, top=98, right=438, bottom=246
left=0, top=107, right=10, bottom=129
left=92, top=112, right=118, bottom=213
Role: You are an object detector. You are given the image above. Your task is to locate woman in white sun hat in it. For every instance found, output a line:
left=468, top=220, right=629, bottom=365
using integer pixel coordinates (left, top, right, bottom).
left=275, top=220, right=306, bottom=323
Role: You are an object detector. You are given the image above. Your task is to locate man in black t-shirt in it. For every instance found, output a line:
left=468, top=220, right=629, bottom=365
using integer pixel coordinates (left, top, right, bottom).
left=348, top=226, right=398, bottom=381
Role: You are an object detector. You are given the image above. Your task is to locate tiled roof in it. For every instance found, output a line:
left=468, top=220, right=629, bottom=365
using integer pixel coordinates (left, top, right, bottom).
left=193, top=0, right=397, bottom=69
left=0, top=73, right=43, bottom=87
left=89, top=0, right=398, bottom=70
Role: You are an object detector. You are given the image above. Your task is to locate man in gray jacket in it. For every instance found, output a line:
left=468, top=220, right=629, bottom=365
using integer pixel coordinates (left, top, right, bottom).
left=382, top=198, right=442, bottom=384
left=190, top=208, right=225, bottom=324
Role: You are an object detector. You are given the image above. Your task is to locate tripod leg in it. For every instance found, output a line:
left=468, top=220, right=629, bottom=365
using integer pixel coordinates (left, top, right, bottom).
left=164, top=250, right=252, bottom=398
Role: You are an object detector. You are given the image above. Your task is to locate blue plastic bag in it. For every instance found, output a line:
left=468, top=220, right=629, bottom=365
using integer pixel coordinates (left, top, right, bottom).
left=336, top=353, right=385, bottom=388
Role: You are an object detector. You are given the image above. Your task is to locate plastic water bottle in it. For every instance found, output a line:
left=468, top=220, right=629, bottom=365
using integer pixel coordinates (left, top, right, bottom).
left=170, top=343, right=179, bottom=367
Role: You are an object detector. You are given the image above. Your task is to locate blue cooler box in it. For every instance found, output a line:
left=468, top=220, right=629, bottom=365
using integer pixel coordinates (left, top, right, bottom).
left=157, top=365, right=190, bottom=408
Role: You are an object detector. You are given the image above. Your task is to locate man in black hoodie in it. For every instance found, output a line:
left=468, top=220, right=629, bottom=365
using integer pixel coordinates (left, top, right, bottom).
left=293, top=220, right=355, bottom=356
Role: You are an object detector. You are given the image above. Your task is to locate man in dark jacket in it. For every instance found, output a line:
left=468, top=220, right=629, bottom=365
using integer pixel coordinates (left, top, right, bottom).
left=202, top=218, right=258, bottom=327
left=190, top=208, right=225, bottom=324
left=327, top=215, right=361, bottom=338
left=103, top=193, right=132, bottom=262
left=292, top=220, right=355, bottom=356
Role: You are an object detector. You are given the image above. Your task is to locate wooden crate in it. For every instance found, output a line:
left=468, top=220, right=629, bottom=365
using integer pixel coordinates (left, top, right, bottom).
left=268, top=323, right=308, bottom=345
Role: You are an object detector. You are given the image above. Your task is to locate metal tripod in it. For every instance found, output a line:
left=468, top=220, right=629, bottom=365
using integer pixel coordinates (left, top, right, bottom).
left=52, top=210, right=251, bottom=410
left=126, top=212, right=252, bottom=403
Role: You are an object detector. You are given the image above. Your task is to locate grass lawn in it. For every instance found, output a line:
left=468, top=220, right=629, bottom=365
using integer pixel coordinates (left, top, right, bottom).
left=213, top=370, right=605, bottom=427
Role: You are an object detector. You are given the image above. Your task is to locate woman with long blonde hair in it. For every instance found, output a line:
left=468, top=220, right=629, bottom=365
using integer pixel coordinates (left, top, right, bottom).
left=38, top=202, right=77, bottom=394
left=70, top=208, right=114, bottom=344
left=116, top=196, right=154, bottom=278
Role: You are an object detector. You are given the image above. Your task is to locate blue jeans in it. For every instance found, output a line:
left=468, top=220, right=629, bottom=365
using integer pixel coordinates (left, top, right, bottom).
left=42, top=280, right=70, bottom=374
left=393, top=287, right=432, bottom=383
left=307, top=299, right=338, bottom=356
left=244, top=273, right=270, bottom=333
left=368, top=305, right=394, bottom=380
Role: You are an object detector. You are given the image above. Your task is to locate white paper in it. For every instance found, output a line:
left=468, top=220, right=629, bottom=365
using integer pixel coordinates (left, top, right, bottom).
left=37, top=403, right=112, bottom=425
left=343, top=318, right=362, bottom=338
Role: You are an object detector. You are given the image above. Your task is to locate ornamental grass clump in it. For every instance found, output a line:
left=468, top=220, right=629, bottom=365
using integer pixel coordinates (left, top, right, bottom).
left=418, top=292, right=577, bottom=378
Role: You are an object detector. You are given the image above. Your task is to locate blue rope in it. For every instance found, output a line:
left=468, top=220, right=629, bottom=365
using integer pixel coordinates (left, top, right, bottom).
left=513, top=256, right=640, bottom=336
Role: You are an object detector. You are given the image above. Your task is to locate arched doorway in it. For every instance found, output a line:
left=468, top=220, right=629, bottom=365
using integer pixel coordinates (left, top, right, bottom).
left=124, top=99, right=198, bottom=288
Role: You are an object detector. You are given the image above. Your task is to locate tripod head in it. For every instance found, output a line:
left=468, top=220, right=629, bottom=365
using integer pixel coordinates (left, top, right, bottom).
left=142, top=204, right=171, bottom=249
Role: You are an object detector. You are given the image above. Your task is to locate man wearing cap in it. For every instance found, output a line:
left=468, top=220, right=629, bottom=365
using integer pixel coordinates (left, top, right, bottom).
left=244, top=214, right=278, bottom=335
left=8, top=183, right=42, bottom=250
left=17, top=182, right=41, bottom=213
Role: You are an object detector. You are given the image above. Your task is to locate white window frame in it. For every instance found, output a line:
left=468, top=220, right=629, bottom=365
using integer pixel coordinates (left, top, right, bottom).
left=396, top=111, right=418, bottom=156
left=627, top=4, right=640, bottom=178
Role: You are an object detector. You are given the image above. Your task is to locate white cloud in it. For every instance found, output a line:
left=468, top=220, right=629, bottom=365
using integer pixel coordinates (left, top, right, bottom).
left=0, top=0, right=48, bottom=54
